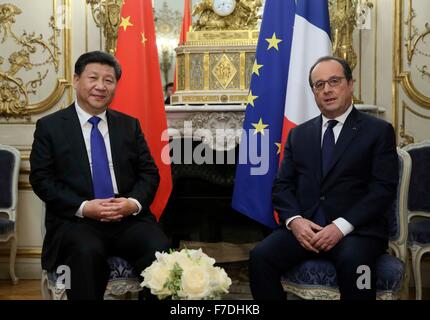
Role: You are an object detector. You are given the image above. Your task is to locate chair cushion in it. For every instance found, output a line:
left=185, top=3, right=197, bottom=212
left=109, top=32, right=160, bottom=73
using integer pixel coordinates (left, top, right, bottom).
left=47, top=256, right=140, bottom=282
left=283, top=254, right=404, bottom=292
left=408, top=219, right=430, bottom=245
left=0, top=150, right=14, bottom=209
left=0, top=219, right=14, bottom=235
left=107, top=256, right=140, bottom=280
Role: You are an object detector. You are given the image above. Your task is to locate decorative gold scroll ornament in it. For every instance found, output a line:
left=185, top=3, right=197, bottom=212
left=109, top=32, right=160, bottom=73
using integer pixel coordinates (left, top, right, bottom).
left=405, top=7, right=430, bottom=82
left=0, top=3, right=60, bottom=119
left=86, top=0, right=123, bottom=55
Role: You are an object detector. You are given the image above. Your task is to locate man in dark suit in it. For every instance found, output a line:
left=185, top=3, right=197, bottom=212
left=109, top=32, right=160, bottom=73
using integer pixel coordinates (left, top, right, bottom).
left=30, top=51, right=170, bottom=300
left=164, top=82, right=174, bottom=105
left=249, top=56, right=399, bottom=300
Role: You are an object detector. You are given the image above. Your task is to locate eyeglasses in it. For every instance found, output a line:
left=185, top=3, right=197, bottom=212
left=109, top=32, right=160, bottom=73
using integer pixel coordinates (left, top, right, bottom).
left=311, top=76, right=345, bottom=91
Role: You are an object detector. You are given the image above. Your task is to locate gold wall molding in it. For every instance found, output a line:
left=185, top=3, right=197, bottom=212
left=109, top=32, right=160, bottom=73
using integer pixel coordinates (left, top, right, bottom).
left=393, top=0, right=430, bottom=145
left=0, top=247, right=41, bottom=259
left=0, top=0, right=72, bottom=121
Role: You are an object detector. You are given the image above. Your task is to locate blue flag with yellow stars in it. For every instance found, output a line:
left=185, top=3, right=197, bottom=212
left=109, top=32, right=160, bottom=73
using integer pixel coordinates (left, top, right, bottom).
left=232, top=0, right=297, bottom=228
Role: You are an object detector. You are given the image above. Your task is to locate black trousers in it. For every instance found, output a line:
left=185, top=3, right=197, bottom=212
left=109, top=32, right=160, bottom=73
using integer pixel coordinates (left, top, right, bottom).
left=249, top=227, right=387, bottom=300
left=56, top=214, right=170, bottom=300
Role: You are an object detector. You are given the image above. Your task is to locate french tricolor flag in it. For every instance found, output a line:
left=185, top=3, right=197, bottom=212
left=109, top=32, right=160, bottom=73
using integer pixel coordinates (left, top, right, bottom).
left=282, top=0, right=332, bottom=148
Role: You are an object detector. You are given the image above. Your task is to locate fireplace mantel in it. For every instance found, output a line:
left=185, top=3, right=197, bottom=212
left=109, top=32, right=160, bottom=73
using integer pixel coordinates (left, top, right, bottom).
left=165, top=104, right=246, bottom=151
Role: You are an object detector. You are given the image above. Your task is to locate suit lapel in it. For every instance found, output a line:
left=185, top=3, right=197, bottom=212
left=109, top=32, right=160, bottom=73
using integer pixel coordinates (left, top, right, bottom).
left=322, top=107, right=360, bottom=182
left=106, top=109, right=122, bottom=193
left=309, top=116, right=323, bottom=184
left=62, top=104, right=93, bottom=194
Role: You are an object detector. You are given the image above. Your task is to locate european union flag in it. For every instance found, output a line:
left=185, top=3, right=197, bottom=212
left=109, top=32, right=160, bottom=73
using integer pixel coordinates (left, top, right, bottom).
left=232, top=0, right=297, bottom=228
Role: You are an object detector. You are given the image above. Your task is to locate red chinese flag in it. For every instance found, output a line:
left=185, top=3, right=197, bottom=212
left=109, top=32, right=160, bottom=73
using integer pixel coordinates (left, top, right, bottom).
left=173, top=0, right=192, bottom=92
left=112, top=0, right=172, bottom=220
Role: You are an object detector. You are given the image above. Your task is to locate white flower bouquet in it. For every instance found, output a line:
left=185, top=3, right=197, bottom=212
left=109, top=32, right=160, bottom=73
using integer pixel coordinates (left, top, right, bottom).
left=141, top=248, right=232, bottom=300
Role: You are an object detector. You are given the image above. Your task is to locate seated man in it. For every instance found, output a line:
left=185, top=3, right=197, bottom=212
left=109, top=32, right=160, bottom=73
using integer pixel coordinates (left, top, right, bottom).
left=164, top=82, right=174, bottom=105
left=249, top=56, right=399, bottom=300
left=30, top=51, right=170, bottom=300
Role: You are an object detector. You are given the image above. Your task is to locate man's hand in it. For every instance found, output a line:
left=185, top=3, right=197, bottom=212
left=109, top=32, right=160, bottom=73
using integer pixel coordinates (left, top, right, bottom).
left=310, top=223, right=344, bottom=252
left=83, top=198, right=138, bottom=222
left=82, top=199, right=117, bottom=221
left=290, top=218, right=323, bottom=253
left=99, top=197, right=138, bottom=222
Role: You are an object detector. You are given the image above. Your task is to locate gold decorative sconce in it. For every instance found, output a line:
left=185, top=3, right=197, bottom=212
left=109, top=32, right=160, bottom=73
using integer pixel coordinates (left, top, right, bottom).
left=329, top=0, right=373, bottom=103
left=86, top=0, right=123, bottom=55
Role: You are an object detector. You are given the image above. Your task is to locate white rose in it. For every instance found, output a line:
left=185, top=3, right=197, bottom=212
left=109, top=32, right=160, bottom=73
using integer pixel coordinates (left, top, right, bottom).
left=172, top=251, right=194, bottom=270
left=156, top=251, right=176, bottom=269
left=209, top=266, right=232, bottom=294
left=186, top=248, right=203, bottom=261
left=178, top=265, right=211, bottom=299
left=199, top=253, right=216, bottom=267
left=141, top=262, right=171, bottom=297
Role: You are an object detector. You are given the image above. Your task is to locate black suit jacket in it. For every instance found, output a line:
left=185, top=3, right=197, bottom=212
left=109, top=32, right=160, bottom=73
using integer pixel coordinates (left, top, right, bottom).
left=272, top=107, right=398, bottom=239
left=30, top=104, right=160, bottom=270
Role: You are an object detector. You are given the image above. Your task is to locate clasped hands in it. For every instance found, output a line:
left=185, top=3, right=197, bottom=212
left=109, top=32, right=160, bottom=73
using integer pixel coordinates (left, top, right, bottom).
left=290, top=217, right=344, bottom=253
left=82, top=198, right=138, bottom=222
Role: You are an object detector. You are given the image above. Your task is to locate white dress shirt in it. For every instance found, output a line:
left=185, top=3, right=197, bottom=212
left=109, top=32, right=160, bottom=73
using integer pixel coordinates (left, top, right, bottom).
left=286, top=105, right=355, bottom=236
left=74, top=102, right=141, bottom=217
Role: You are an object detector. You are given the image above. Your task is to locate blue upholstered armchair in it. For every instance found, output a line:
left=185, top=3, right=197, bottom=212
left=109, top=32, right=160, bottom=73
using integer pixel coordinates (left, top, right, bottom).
left=281, top=148, right=411, bottom=300
left=403, top=139, right=430, bottom=300
left=40, top=208, right=142, bottom=300
left=0, top=144, right=20, bottom=285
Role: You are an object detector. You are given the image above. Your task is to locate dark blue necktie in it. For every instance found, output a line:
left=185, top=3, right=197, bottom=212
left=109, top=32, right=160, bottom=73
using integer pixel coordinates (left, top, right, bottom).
left=313, top=119, right=338, bottom=226
left=321, top=120, right=338, bottom=177
left=88, top=116, right=114, bottom=199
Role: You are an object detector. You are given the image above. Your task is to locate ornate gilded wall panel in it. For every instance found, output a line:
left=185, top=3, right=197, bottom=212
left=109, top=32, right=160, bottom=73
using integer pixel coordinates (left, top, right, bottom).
left=177, top=54, right=185, bottom=91
left=245, top=52, right=255, bottom=89
left=0, top=0, right=72, bottom=122
left=190, top=53, right=204, bottom=90
left=394, top=0, right=430, bottom=145
left=209, top=53, right=240, bottom=90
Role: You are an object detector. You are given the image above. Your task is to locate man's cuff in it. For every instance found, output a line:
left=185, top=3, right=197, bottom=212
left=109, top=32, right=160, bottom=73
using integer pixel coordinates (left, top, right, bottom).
left=76, top=201, right=87, bottom=218
left=332, top=218, right=354, bottom=236
left=285, top=215, right=302, bottom=230
left=128, top=198, right=142, bottom=216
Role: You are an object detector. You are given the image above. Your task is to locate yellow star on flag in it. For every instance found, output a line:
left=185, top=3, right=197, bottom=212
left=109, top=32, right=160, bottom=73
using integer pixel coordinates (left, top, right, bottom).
left=275, top=143, right=282, bottom=155
left=120, top=16, right=133, bottom=32
left=266, top=32, right=282, bottom=51
left=247, top=90, right=258, bottom=107
left=252, top=60, right=263, bottom=76
left=141, top=32, right=147, bottom=45
left=252, top=118, right=269, bottom=135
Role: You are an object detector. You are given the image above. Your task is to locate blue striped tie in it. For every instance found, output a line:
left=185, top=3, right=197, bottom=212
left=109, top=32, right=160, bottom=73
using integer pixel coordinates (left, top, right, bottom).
left=88, top=116, right=114, bottom=199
